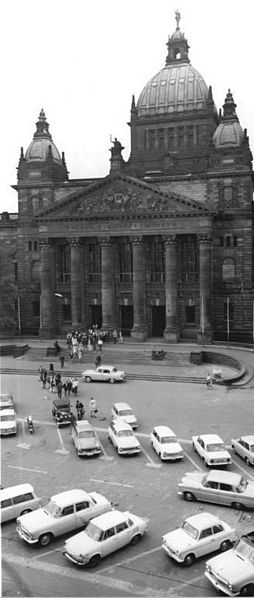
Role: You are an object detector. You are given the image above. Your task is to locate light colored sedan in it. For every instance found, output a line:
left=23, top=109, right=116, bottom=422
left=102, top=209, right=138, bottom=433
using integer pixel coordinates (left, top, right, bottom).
left=231, top=435, right=254, bottom=467
left=82, top=365, right=126, bottom=384
left=108, top=419, right=141, bottom=455
left=151, top=426, right=183, bottom=461
left=162, top=512, right=236, bottom=566
left=205, top=532, right=254, bottom=596
left=192, top=434, right=231, bottom=467
left=111, top=402, right=138, bottom=429
left=0, top=408, right=17, bottom=436
left=177, top=469, right=254, bottom=510
left=16, top=489, right=113, bottom=546
left=64, top=509, right=149, bottom=567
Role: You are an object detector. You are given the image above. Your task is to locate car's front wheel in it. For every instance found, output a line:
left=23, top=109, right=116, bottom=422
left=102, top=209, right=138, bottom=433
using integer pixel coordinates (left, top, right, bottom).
left=109, top=378, right=115, bottom=384
left=39, top=532, right=53, bottom=547
left=231, top=501, right=244, bottom=510
left=85, top=376, right=92, bottom=383
left=183, top=491, right=195, bottom=502
left=183, top=553, right=195, bottom=566
left=87, top=554, right=101, bottom=567
left=220, top=540, right=231, bottom=552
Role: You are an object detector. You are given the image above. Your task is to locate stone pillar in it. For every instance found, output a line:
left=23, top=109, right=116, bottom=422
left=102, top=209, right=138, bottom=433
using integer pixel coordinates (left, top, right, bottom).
left=100, top=237, right=116, bottom=330
left=39, top=238, right=55, bottom=338
left=131, top=236, right=147, bottom=341
left=163, top=235, right=179, bottom=342
left=69, top=238, right=82, bottom=328
left=197, top=234, right=213, bottom=344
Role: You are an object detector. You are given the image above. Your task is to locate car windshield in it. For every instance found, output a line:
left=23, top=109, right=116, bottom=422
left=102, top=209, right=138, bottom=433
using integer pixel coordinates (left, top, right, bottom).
left=44, top=500, right=62, bottom=517
left=118, top=430, right=133, bottom=437
left=182, top=521, right=199, bottom=539
left=235, top=538, right=254, bottom=564
left=112, top=368, right=118, bottom=373
left=236, top=477, right=248, bottom=493
left=78, top=431, right=95, bottom=439
left=85, top=522, right=103, bottom=541
left=161, top=437, right=176, bottom=444
left=119, top=409, right=132, bottom=416
left=206, top=443, right=225, bottom=452
left=0, top=414, right=15, bottom=421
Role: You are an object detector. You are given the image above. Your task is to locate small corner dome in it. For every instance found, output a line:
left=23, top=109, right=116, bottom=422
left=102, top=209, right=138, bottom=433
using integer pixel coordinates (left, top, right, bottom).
left=24, top=109, right=62, bottom=163
left=213, top=120, right=244, bottom=148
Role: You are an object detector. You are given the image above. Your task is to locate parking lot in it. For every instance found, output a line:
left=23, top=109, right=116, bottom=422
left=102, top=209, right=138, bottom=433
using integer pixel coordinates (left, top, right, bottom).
left=1, top=368, right=254, bottom=597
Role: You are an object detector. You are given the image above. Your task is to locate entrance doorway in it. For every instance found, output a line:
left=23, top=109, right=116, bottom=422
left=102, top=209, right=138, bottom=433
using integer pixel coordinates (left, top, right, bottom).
left=120, top=306, right=133, bottom=336
left=90, top=305, right=102, bottom=328
left=152, top=306, right=165, bottom=337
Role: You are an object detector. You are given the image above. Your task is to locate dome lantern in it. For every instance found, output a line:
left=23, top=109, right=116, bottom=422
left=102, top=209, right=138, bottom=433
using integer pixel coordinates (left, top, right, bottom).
left=165, top=10, right=190, bottom=65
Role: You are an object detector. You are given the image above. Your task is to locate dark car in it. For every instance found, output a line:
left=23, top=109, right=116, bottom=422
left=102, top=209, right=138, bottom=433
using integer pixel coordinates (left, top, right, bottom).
left=52, top=398, right=71, bottom=427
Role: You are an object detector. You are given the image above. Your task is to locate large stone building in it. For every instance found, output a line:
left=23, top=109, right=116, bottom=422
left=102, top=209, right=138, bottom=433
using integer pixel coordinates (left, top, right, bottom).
left=1, top=12, right=253, bottom=342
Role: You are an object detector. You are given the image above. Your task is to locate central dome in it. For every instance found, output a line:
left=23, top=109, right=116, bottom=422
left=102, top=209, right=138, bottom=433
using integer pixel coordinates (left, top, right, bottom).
left=137, top=63, right=209, bottom=116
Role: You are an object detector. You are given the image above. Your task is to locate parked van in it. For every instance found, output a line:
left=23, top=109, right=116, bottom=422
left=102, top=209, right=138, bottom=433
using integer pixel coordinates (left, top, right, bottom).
left=0, top=483, right=41, bottom=523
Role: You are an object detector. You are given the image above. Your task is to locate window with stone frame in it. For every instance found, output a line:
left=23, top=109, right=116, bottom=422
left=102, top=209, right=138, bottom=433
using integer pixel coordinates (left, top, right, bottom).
left=187, top=126, right=194, bottom=147
left=119, top=242, right=132, bottom=284
left=148, top=129, right=156, bottom=150
left=88, top=242, right=101, bottom=283
left=178, top=236, right=198, bottom=283
left=158, top=128, right=165, bottom=150
left=222, top=258, right=235, bottom=282
left=148, top=240, right=165, bottom=283
left=167, top=128, right=174, bottom=150
left=56, top=244, right=71, bottom=283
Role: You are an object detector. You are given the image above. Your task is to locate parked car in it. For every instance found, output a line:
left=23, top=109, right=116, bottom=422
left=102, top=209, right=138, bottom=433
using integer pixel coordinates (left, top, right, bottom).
left=151, top=426, right=183, bottom=461
left=177, top=469, right=254, bottom=510
left=108, top=419, right=141, bottom=456
left=192, top=434, right=231, bottom=467
left=52, top=398, right=70, bottom=427
left=162, top=512, right=236, bottom=566
left=111, top=402, right=138, bottom=429
left=1, top=484, right=41, bottom=523
left=72, top=420, right=101, bottom=457
left=231, top=435, right=254, bottom=467
left=205, top=531, right=254, bottom=596
left=0, top=393, right=14, bottom=410
left=63, top=509, right=149, bottom=567
left=82, top=365, right=126, bottom=384
left=0, top=409, right=17, bottom=436
left=16, top=489, right=113, bottom=546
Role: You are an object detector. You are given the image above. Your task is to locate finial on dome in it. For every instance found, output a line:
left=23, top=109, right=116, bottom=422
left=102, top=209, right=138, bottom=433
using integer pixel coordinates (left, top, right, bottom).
left=175, top=9, right=181, bottom=28
left=222, top=89, right=238, bottom=120
left=38, top=108, right=46, bottom=122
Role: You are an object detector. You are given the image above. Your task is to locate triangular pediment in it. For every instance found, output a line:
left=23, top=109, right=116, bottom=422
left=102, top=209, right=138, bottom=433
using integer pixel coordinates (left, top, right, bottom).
left=34, top=173, right=210, bottom=221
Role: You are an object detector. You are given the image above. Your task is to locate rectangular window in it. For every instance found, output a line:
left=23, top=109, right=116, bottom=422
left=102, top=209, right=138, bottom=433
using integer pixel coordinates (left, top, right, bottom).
left=220, top=236, right=224, bottom=247
left=32, top=301, right=40, bottom=317
left=178, top=236, right=198, bottom=283
left=226, top=236, right=231, bottom=247
left=186, top=305, right=195, bottom=323
left=149, top=241, right=164, bottom=283
left=34, top=241, right=38, bottom=251
left=233, top=236, right=237, bottom=247
left=56, top=244, right=71, bottom=283
left=28, top=241, right=32, bottom=251
left=88, top=243, right=101, bottom=283
left=119, top=243, right=132, bottom=283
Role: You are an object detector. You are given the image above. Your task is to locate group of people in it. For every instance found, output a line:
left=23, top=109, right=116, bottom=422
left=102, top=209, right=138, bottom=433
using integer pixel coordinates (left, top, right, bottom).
left=74, top=397, right=97, bottom=420
left=66, top=325, right=123, bottom=353
left=39, top=366, right=78, bottom=398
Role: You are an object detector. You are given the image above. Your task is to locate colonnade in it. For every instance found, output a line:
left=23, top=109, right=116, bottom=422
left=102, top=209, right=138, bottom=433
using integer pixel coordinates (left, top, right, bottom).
left=39, top=234, right=212, bottom=342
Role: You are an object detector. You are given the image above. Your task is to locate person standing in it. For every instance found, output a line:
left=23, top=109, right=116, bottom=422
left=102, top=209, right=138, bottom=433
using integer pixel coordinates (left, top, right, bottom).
left=89, top=397, right=97, bottom=417
left=69, top=411, right=76, bottom=434
left=66, top=378, right=72, bottom=398
left=72, top=377, right=78, bottom=396
left=60, top=351, right=65, bottom=369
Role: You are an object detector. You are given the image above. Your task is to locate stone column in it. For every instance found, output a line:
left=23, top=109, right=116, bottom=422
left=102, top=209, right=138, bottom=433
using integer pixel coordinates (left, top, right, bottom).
left=100, top=237, right=116, bottom=330
left=131, top=236, right=147, bottom=341
left=163, top=235, right=179, bottom=342
left=39, top=238, right=55, bottom=338
left=69, top=238, right=82, bottom=328
left=197, top=234, right=212, bottom=344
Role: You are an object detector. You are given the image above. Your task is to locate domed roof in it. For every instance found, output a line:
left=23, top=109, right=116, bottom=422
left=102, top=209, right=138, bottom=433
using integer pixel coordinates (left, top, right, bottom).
left=137, top=63, right=210, bottom=116
left=213, top=90, right=244, bottom=148
left=25, top=109, right=62, bottom=163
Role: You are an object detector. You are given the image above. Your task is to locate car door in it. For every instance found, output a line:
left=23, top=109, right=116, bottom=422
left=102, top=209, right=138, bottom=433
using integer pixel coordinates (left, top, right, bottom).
left=101, top=526, right=118, bottom=556
left=196, top=527, right=214, bottom=557
left=199, top=480, right=220, bottom=503
left=115, top=520, right=132, bottom=549
left=196, top=437, right=205, bottom=460
left=217, top=482, right=235, bottom=505
left=212, top=524, right=226, bottom=551
left=75, top=501, right=92, bottom=528
left=237, top=439, right=245, bottom=459
left=58, top=504, right=75, bottom=534
left=102, top=368, right=111, bottom=381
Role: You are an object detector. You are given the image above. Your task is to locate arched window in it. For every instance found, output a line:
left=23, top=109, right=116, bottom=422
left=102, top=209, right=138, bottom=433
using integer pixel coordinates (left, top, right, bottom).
left=222, top=258, right=235, bottom=282
left=174, top=48, right=181, bottom=59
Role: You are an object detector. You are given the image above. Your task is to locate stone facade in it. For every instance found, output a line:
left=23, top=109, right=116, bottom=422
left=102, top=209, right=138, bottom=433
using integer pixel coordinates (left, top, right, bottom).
left=0, top=14, right=253, bottom=343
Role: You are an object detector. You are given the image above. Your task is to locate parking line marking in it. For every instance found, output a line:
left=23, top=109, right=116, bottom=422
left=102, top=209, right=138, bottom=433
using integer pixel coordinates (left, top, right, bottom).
left=55, top=427, right=69, bottom=455
left=90, top=478, right=134, bottom=488
left=141, top=446, right=161, bottom=468
left=8, top=465, right=47, bottom=474
left=98, top=440, right=114, bottom=461
left=100, top=545, right=161, bottom=573
left=231, top=457, right=254, bottom=480
left=182, top=451, right=204, bottom=471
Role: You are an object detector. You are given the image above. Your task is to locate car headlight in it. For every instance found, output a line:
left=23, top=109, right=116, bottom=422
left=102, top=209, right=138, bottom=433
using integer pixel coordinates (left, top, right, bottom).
left=118, top=447, right=123, bottom=452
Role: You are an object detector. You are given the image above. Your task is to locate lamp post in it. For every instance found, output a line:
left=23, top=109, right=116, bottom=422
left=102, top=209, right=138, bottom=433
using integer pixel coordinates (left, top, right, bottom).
left=226, top=297, right=230, bottom=347
left=17, top=296, right=21, bottom=335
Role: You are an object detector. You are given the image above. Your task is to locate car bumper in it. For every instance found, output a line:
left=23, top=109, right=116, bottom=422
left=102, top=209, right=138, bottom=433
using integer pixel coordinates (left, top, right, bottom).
left=161, top=453, right=183, bottom=461
left=118, top=447, right=141, bottom=455
left=0, top=428, right=17, bottom=435
left=77, top=448, right=101, bottom=457
left=205, top=571, right=240, bottom=596
left=16, top=526, right=38, bottom=544
left=63, top=550, right=89, bottom=566
left=162, top=543, right=184, bottom=562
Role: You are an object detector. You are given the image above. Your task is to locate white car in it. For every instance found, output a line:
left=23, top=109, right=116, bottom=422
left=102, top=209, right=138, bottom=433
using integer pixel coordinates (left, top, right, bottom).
left=0, top=408, right=17, bottom=436
left=16, top=489, right=113, bottom=546
left=177, top=469, right=254, bottom=510
left=64, top=509, right=149, bottom=567
left=108, top=419, right=141, bottom=456
left=151, top=426, right=183, bottom=461
left=111, top=402, right=138, bottom=429
left=82, top=365, right=126, bottom=384
left=231, top=435, right=254, bottom=467
left=192, top=434, right=231, bottom=467
left=162, top=512, right=236, bottom=566
left=72, top=420, right=101, bottom=457
left=205, top=531, right=254, bottom=596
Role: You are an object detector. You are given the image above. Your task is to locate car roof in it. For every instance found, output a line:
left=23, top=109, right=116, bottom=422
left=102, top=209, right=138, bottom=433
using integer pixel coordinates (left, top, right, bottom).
left=199, top=434, right=224, bottom=443
left=113, top=402, right=132, bottom=410
left=0, top=483, right=35, bottom=500
left=53, top=398, right=70, bottom=407
left=184, top=512, right=222, bottom=529
left=111, top=419, right=133, bottom=431
left=90, top=510, right=130, bottom=530
left=75, top=420, right=94, bottom=431
left=239, top=435, right=254, bottom=444
left=207, top=470, right=241, bottom=485
left=50, top=489, right=90, bottom=505
left=153, top=426, right=176, bottom=437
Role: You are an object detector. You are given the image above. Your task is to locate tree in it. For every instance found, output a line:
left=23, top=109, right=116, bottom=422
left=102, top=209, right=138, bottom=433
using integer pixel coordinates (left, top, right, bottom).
left=0, top=278, right=17, bottom=333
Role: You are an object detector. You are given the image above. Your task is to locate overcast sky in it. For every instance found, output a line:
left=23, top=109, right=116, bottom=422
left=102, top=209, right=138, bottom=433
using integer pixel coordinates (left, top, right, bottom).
left=1, top=0, right=253, bottom=212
